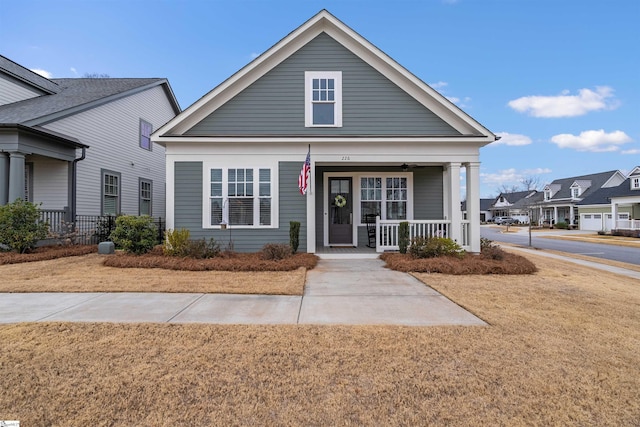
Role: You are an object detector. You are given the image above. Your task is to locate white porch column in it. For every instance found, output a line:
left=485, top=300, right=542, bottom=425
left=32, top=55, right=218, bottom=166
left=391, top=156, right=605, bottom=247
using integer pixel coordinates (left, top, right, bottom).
left=446, top=162, right=462, bottom=245
left=553, top=206, right=558, bottom=225
left=8, top=152, right=25, bottom=203
left=569, top=205, right=575, bottom=226
left=306, top=161, right=316, bottom=253
left=611, top=200, right=618, bottom=231
left=442, top=165, right=451, bottom=218
left=465, top=162, right=481, bottom=252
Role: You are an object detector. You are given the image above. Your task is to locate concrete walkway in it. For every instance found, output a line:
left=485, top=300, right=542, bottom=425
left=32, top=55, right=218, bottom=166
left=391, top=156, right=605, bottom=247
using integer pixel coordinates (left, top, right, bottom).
left=0, top=259, right=486, bottom=326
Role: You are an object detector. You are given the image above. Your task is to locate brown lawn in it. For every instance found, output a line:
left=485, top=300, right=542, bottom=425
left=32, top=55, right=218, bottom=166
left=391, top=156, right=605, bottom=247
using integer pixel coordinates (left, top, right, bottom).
left=1, top=252, right=639, bottom=426
left=0, top=254, right=305, bottom=295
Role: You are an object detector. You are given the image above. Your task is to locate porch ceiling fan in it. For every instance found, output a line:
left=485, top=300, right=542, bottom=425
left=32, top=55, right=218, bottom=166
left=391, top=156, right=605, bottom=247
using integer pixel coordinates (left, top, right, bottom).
left=400, top=163, right=427, bottom=171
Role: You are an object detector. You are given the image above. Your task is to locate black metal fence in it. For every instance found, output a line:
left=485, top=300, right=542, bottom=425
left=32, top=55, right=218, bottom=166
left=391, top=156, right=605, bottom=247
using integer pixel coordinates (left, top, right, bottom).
left=39, top=210, right=165, bottom=245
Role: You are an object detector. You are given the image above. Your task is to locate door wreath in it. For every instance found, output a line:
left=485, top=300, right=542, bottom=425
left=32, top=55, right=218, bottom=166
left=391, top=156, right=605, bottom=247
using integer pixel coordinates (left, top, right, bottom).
left=334, top=194, right=347, bottom=208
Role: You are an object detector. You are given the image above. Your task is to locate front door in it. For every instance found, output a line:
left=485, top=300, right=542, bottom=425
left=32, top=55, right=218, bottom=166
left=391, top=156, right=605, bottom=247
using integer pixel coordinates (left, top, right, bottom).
left=328, top=177, right=352, bottom=245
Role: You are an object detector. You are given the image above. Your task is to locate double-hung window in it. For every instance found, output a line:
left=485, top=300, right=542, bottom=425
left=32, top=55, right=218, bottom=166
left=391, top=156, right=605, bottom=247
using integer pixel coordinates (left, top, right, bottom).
left=102, top=169, right=120, bottom=215
left=632, top=177, right=640, bottom=190
left=140, top=119, right=152, bottom=150
left=208, top=167, right=273, bottom=227
left=305, top=71, right=342, bottom=127
left=360, top=175, right=409, bottom=222
left=139, top=179, right=152, bottom=216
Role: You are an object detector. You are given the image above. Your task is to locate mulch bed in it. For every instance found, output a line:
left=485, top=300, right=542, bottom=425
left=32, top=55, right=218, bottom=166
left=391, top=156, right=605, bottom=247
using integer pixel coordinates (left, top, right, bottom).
left=0, top=245, right=97, bottom=265
left=102, top=251, right=319, bottom=271
left=380, top=251, right=538, bottom=274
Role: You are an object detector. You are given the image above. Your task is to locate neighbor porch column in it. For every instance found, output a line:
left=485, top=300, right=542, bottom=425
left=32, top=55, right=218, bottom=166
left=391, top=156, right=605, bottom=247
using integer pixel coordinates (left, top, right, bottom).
left=553, top=206, right=558, bottom=225
left=0, top=153, right=8, bottom=205
left=569, top=205, right=575, bottom=227
left=611, top=201, right=618, bottom=231
left=446, top=162, right=462, bottom=245
left=8, top=152, right=25, bottom=203
left=465, top=162, right=481, bottom=253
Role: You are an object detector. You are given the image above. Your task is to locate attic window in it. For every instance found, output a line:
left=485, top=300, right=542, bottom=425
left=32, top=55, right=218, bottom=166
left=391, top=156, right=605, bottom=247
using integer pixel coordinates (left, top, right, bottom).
left=544, top=190, right=551, bottom=201
left=571, top=187, right=580, bottom=198
left=305, top=71, right=342, bottom=127
left=632, top=177, right=640, bottom=190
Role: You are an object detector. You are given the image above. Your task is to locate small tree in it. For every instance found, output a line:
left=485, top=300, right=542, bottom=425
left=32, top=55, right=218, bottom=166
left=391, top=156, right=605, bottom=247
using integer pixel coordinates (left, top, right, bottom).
left=109, top=215, right=157, bottom=255
left=398, top=221, right=410, bottom=254
left=289, top=221, right=300, bottom=253
left=0, top=199, right=49, bottom=253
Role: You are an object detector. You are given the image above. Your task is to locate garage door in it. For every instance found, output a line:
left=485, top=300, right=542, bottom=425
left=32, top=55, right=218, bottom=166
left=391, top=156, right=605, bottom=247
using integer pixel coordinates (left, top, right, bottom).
left=580, top=214, right=603, bottom=231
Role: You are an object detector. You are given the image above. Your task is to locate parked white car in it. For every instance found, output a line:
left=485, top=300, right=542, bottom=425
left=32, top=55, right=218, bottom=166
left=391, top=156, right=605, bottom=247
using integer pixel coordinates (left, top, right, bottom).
left=494, top=217, right=518, bottom=225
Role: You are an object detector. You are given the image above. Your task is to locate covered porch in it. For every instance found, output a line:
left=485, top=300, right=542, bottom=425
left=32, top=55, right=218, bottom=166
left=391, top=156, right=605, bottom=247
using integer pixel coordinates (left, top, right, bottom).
left=611, top=196, right=640, bottom=231
left=308, top=161, right=481, bottom=253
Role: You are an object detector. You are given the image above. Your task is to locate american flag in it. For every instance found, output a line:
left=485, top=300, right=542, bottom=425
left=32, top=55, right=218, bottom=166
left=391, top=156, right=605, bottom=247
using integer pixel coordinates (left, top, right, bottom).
left=298, top=148, right=310, bottom=195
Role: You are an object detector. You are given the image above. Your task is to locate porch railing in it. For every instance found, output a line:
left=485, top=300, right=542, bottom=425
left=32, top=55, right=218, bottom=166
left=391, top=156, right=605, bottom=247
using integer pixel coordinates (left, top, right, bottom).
left=615, top=219, right=640, bottom=230
left=375, top=218, right=470, bottom=252
left=38, top=210, right=165, bottom=245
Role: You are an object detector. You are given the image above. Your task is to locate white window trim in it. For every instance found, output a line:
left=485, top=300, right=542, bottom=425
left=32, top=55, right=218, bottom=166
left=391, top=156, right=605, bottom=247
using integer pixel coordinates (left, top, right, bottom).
left=202, top=163, right=279, bottom=229
left=631, top=177, right=640, bottom=190
left=322, top=172, right=413, bottom=247
left=305, top=71, right=342, bottom=128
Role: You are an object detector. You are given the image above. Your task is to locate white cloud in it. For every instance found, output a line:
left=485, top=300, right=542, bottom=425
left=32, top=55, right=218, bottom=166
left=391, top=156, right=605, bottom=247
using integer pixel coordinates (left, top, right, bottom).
left=508, top=86, right=618, bottom=118
left=446, top=96, right=471, bottom=108
left=30, top=68, right=52, bottom=78
left=493, top=132, right=532, bottom=146
left=250, top=52, right=260, bottom=60
left=550, top=129, right=632, bottom=152
left=70, top=67, right=78, bottom=76
left=481, top=168, right=551, bottom=186
left=430, top=81, right=448, bottom=89
left=621, top=148, right=640, bottom=155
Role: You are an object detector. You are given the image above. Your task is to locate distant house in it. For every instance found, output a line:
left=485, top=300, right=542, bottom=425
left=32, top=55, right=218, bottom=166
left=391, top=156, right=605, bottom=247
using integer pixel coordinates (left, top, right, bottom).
left=577, top=166, right=640, bottom=231
left=538, top=170, right=626, bottom=227
left=489, top=190, right=541, bottom=224
left=0, top=55, right=180, bottom=224
left=153, top=10, right=497, bottom=254
left=461, top=198, right=494, bottom=223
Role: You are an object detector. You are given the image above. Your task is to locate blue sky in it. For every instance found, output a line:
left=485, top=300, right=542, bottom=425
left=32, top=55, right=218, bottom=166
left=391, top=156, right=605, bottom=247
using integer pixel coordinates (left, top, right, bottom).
left=2, top=0, right=638, bottom=198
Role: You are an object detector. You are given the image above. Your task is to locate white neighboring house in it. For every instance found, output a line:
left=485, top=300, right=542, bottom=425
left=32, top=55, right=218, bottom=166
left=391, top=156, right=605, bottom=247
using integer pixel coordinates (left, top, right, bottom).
left=489, top=190, right=541, bottom=224
left=0, top=55, right=181, bottom=227
left=577, top=166, right=640, bottom=232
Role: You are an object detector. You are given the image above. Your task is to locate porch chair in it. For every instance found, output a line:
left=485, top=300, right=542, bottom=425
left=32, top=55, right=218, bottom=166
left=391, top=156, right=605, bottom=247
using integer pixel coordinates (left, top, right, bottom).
left=364, top=214, right=377, bottom=248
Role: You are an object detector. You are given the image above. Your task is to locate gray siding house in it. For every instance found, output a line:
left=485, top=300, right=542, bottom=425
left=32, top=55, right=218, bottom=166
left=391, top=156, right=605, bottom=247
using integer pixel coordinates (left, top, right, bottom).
left=153, top=10, right=496, bottom=253
left=538, top=170, right=626, bottom=228
left=0, top=55, right=180, bottom=223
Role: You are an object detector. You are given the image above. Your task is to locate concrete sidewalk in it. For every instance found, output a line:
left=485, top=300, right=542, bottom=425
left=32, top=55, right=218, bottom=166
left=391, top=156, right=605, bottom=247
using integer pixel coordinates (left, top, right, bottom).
left=0, top=259, right=487, bottom=326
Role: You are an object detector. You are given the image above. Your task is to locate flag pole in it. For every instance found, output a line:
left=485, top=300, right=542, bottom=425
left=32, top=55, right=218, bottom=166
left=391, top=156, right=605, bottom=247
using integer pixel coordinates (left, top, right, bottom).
left=307, top=144, right=312, bottom=196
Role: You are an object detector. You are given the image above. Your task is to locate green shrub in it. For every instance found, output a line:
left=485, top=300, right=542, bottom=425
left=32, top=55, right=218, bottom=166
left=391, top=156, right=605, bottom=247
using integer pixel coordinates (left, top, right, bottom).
left=109, top=215, right=157, bottom=255
left=398, top=221, right=409, bottom=254
left=184, top=238, right=220, bottom=259
left=163, top=228, right=191, bottom=256
left=261, top=243, right=293, bottom=260
left=289, top=221, right=300, bottom=253
left=554, top=221, right=569, bottom=229
left=408, top=236, right=465, bottom=259
left=0, top=199, right=49, bottom=253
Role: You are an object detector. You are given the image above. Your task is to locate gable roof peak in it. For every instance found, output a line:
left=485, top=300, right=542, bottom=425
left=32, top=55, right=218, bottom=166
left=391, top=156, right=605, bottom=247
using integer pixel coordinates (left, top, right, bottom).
left=154, top=10, right=497, bottom=141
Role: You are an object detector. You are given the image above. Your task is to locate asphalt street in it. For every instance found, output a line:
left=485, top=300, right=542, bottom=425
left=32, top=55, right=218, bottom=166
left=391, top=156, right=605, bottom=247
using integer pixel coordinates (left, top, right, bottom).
left=481, top=225, right=640, bottom=266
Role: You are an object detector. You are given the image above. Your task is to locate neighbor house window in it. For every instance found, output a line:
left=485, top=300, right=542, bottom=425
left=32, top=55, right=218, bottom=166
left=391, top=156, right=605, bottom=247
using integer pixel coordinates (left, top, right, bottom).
left=632, top=177, right=640, bottom=190
left=208, top=167, right=273, bottom=227
left=305, top=71, right=342, bottom=127
left=571, top=187, right=580, bottom=198
left=140, top=119, right=152, bottom=150
left=139, top=179, right=152, bottom=216
left=544, top=190, right=551, bottom=201
left=102, top=170, right=120, bottom=215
